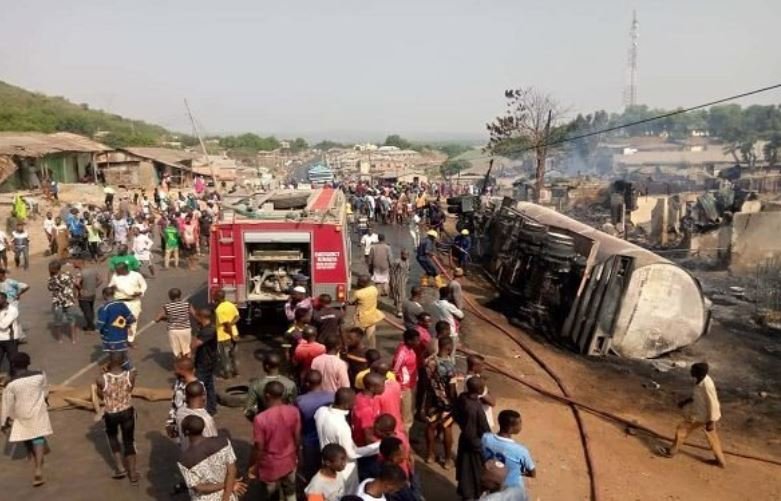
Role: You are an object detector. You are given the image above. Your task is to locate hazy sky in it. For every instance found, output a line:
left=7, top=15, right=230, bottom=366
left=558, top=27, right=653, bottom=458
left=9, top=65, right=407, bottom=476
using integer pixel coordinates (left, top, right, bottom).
left=0, top=0, right=779, bottom=141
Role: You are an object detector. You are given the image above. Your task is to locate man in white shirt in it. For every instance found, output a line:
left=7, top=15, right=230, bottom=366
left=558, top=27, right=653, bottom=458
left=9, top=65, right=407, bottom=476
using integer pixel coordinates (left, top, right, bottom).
left=434, top=286, right=465, bottom=362
left=111, top=213, right=130, bottom=246
left=408, top=213, right=421, bottom=250
left=109, top=263, right=147, bottom=343
left=365, top=194, right=376, bottom=221
left=360, top=228, right=379, bottom=266
left=131, top=227, right=155, bottom=277
left=42, top=212, right=56, bottom=257
left=434, top=286, right=464, bottom=336
left=662, top=362, right=726, bottom=467
left=315, top=388, right=380, bottom=494
left=175, top=381, right=218, bottom=450
left=0, top=292, right=20, bottom=376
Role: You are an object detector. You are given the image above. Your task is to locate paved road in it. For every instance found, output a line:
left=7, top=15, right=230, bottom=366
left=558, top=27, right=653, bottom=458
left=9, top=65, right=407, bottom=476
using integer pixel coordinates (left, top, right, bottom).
left=0, top=222, right=456, bottom=500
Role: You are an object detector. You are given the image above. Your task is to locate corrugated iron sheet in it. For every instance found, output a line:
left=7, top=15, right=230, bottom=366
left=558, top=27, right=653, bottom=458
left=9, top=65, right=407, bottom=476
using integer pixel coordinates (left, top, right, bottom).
left=0, top=132, right=110, bottom=156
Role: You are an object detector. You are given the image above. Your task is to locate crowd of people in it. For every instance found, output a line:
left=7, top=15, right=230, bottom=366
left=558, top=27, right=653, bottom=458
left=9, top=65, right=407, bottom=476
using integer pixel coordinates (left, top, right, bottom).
left=0, top=177, right=727, bottom=500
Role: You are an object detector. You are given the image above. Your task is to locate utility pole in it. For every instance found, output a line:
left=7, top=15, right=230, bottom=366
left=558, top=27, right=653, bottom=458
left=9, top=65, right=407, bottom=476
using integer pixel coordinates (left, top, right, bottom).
left=184, top=98, right=219, bottom=193
left=481, top=158, right=495, bottom=195
left=623, top=10, right=640, bottom=109
left=534, top=109, right=553, bottom=203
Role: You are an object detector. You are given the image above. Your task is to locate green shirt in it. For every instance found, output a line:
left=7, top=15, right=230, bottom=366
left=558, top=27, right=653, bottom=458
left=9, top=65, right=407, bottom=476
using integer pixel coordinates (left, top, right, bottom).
left=243, top=374, right=298, bottom=419
left=108, top=254, right=141, bottom=272
left=164, top=226, right=180, bottom=249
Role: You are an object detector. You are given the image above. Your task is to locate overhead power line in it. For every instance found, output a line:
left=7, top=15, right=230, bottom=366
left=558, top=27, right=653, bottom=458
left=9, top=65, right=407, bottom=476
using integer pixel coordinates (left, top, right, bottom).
left=478, top=82, right=781, bottom=162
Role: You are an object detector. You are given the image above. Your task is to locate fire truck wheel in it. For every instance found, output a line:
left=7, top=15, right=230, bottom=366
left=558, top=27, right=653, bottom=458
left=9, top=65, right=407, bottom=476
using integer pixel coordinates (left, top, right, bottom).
left=217, top=385, right=249, bottom=408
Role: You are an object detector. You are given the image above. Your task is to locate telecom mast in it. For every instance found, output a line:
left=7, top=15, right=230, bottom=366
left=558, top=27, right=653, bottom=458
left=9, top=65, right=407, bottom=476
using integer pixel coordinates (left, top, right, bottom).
left=623, top=11, right=639, bottom=108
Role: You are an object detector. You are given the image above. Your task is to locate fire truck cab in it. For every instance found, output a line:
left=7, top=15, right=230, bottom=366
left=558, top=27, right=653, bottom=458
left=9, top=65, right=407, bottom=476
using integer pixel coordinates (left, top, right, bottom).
left=209, top=187, right=351, bottom=319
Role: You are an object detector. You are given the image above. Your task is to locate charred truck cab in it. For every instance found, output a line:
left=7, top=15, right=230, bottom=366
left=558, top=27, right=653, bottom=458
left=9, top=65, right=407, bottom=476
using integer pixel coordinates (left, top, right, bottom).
left=208, top=188, right=351, bottom=321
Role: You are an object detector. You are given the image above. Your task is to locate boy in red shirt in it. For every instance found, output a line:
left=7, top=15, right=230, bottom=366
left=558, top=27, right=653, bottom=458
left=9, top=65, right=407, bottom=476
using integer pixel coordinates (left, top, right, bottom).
left=392, top=329, right=420, bottom=432
left=294, top=325, right=326, bottom=382
left=352, top=372, right=385, bottom=446
left=371, top=359, right=404, bottom=435
left=250, top=380, right=301, bottom=500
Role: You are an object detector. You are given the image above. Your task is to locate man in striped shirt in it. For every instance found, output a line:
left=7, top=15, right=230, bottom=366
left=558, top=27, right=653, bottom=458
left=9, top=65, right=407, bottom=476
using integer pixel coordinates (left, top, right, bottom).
left=155, top=288, right=194, bottom=358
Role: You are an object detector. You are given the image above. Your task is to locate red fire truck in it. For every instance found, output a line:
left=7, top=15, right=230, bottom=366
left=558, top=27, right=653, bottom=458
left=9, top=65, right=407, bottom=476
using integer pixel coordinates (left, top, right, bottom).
left=208, top=187, right=351, bottom=319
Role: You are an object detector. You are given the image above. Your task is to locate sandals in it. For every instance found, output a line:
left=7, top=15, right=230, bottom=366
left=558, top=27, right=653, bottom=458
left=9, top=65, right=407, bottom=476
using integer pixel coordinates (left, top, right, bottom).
left=33, top=474, right=45, bottom=487
left=112, top=470, right=128, bottom=479
left=129, top=472, right=140, bottom=484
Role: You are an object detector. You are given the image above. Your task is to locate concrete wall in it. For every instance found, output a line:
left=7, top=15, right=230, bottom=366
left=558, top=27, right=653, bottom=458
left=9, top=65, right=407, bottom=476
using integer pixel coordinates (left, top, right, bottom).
left=688, top=226, right=730, bottom=261
left=731, top=211, right=781, bottom=273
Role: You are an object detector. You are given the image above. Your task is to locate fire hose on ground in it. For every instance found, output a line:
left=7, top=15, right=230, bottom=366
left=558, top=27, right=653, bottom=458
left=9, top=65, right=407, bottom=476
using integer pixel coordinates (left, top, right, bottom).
left=426, top=255, right=781, bottom=468
left=382, top=252, right=781, bottom=500
left=430, top=253, right=601, bottom=501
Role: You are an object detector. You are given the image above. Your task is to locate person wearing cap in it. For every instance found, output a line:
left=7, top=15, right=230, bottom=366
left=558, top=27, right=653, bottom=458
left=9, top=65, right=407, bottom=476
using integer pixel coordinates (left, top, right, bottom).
left=285, top=285, right=312, bottom=322
left=416, top=230, right=443, bottom=288
left=451, top=229, right=472, bottom=270
left=448, top=268, right=465, bottom=310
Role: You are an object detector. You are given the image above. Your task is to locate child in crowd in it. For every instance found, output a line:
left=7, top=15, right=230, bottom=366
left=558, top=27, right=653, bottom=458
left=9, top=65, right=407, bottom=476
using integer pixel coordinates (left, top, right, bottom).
left=465, top=354, right=496, bottom=430
left=11, top=222, right=29, bottom=270
left=305, top=443, right=348, bottom=501
left=355, top=463, right=407, bottom=501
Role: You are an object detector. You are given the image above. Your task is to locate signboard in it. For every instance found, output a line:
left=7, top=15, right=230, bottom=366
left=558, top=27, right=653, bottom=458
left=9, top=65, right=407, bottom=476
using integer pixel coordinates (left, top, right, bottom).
left=314, top=251, right=340, bottom=271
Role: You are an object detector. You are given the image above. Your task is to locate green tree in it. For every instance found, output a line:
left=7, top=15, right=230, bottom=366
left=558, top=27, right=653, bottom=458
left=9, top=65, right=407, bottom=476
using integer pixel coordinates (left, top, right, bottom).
left=288, top=137, right=309, bottom=153
left=384, top=134, right=413, bottom=150
left=438, top=143, right=472, bottom=158
left=313, top=140, right=345, bottom=150
left=219, top=133, right=281, bottom=151
left=486, top=87, right=565, bottom=201
left=0, top=80, right=172, bottom=146
left=439, top=158, right=471, bottom=179
left=565, top=111, right=609, bottom=167
left=764, top=133, right=781, bottom=167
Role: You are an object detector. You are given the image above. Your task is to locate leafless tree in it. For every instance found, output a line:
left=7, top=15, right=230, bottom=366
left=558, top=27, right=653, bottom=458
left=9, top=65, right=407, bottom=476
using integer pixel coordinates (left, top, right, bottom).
left=486, top=87, right=564, bottom=202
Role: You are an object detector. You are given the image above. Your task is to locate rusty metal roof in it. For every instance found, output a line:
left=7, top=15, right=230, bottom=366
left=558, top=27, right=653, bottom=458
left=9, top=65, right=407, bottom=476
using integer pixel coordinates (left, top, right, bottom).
left=0, top=132, right=111, bottom=156
left=119, top=147, right=196, bottom=168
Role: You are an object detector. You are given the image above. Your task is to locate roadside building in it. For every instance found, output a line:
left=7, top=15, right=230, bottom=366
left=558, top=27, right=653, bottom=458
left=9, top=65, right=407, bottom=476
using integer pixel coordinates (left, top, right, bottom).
left=612, top=149, right=736, bottom=176
left=0, top=132, right=111, bottom=191
left=95, top=147, right=195, bottom=188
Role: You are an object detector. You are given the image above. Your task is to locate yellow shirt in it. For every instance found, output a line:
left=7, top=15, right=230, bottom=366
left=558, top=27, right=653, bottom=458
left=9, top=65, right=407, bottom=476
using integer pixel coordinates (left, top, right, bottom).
left=352, top=285, right=384, bottom=328
left=215, top=301, right=240, bottom=342
left=354, top=369, right=397, bottom=390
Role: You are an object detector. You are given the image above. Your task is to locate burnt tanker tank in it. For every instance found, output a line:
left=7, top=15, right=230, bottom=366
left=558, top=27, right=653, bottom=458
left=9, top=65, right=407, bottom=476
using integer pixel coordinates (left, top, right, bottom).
left=478, top=200, right=710, bottom=359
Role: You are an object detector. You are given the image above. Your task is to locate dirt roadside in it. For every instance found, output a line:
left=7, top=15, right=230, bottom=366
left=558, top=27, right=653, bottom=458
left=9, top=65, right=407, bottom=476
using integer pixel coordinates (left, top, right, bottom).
left=455, top=271, right=781, bottom=501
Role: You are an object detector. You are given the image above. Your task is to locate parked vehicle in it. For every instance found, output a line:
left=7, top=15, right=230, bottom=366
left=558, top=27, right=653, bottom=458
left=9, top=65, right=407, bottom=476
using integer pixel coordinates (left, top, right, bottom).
left=209, top=187, right=351, bottom=320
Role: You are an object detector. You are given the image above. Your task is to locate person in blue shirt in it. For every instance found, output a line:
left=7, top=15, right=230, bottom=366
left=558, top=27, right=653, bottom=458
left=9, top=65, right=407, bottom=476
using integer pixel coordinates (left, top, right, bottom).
left=451, top=229, right=472, bottom=269
left=481, top=409, right=536, bottom=496
left=295, top=369, right=335, bottom=482
left=96, top=286, right=135, bottom=369
left=416, top=230, right=443, bottom=288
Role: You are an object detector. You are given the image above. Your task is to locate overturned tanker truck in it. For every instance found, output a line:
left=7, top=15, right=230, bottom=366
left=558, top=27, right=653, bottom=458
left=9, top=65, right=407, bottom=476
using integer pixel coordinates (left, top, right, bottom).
left=474, top=199, right=710, bottom=359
